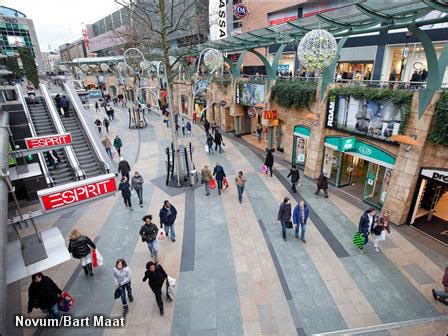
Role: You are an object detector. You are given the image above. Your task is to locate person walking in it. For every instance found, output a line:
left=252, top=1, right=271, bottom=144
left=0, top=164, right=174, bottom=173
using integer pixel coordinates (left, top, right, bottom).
left=68, top=229, right=96, bottom=276
left=256, top=124, right=263, bottom=143
left=214, top=129, right=224, bottom=153
left=102, top=136, right=113, bottom=159
left=181, top=118, right=186, bottom=136
left=293, top=200, right=310, bottom=243
left=186, top=120, right=192, bottom=134
left=55, top=94, right=62, bottom=114
left=131, top=171, right=144, bottom=207
left=315, top=172, right=329, bottom=197
left=94, top=118, right=102, bottom=133
left=278, top=197, right=292, bottom=241
left=140, top=215, right=159, bottom=261
left=46, top=150, right=60, bottom=170
left=372, top=211, right=391, bottom=252
left=118, top=157, right=131, bottom=180
left=432, top=266, right=448, bottom=304
left=213, top=162, right=226, bottom=195
left=27, top=273, right=62, bottom=319
left=206, top=133, right=214, bottom=154
left=103, top=117, right=110, bottom=133
left=159, top=200, right=177, bottom=242
left=95, top=101, right=100, bottom=112
left=358, top=208, right=376, bottom=247
left=114, top=135, right=123, bottom=156
left=211, top=120, right=216, bottom=134
left=287, top=165, right=300, bottom=193
left=119, top=176, right=132, bottom=210
left=114, top=259, right=133, bottom=317
left=234, top=171, right=247, bottom=204
left=142, top=261, right=168, bottom=316
left=204, top=119, right=210, bottom=135
left=265, top=150, right=274, bottom=177
left=201, top=165, right=212, bottom=196
left=60, top=96, right=70, bottom=117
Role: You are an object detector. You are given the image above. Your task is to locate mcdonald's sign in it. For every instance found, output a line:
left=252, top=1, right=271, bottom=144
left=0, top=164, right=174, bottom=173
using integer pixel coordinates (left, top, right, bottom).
left=263, top=110, right=278, bottom=119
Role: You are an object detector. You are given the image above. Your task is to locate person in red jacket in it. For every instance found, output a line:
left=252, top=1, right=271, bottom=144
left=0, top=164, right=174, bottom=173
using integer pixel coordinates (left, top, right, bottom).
left=432, top=266, right=448, bottom=304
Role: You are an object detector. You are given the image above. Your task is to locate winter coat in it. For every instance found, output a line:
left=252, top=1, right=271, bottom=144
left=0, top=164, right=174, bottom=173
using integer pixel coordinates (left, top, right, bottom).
left=201, top=168, right=212, bottom=183
left=317, top=174, right=328, bottom=189
left=265, top=152, right=274, bottom=167
left=214, top=132, right=223, bottom=145
left=103, top=118, right=109, bottom=127
left=442, top=267, right=448, bottom=288
left=235, top=175, right=246, bottom=187
left=28, top=276, right=62, bottom=312
left=287, top=167, right=300, bottom=183
left=113, top=137, right=123, bottom=149
left=293, top=204, right=309, bottom=225
left=160, top=205, right=177, bottom=225
left=60, top=97, right=70, bottom=109
left=118, top=181, right=131, bottom=198
left=213, top=165, right=226, bottom=181
left=140, top=222, right=158, bottom=242
left=277, top=202, right=292, bottom=222
left=102, top=138, right=112, bottom=149
left=95, top=119, right=102, bottom=126
left=206, top=135, right=214, bottom=146
left=131, top=175, right=144, bottom=190
left=143, top=264, right=167, bottom=290
left=204, top=121, right=210, bottom=131
left=68, top=235, right=96, bottom=259
left=118, top=160, right=131, bottom=175
left=114, top=266, right=132, bottom=287
left=358, top=211, right=372, bottom=235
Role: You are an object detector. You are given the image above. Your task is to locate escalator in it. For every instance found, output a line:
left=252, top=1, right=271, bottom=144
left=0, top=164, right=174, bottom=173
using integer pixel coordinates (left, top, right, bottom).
left=26, top=97, right=76, bottom=185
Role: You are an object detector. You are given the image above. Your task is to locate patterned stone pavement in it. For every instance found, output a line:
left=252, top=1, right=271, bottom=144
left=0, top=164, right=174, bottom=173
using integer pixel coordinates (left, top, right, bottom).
left=8, top=102, right=448, bottom=336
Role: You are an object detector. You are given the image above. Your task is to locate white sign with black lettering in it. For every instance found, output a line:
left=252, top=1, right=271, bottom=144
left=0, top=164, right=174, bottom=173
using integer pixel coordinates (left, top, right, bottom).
left=421, top=168, right=448, bottom=184
left=209, top=0, right=227, bottom=41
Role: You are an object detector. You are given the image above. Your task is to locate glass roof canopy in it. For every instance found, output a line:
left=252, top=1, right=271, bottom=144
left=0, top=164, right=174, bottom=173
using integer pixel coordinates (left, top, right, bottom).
left=190, top=0, right=448, bottom=54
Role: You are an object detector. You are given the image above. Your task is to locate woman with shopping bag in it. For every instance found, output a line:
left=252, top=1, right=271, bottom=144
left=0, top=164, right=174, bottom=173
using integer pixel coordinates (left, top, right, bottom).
left=68, top=229, right=96, bottom=277
left=114, top=259, right=133, bottom=317
left=213, top=162, right=226, bottom=195
left=143, top=261, right=168, bottom=316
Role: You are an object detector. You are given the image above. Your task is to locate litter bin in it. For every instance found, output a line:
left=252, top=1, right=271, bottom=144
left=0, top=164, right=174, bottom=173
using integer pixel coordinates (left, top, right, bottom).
left=189, top=170, right=197, bottom=186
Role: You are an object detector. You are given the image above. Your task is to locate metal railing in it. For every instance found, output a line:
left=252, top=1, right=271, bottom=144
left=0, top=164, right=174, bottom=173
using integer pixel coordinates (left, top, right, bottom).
left=63, top=81, right=111, bottom=174
left=15, top=84, right=54, bottom=187
left=39, top=83, right=85, bottom=180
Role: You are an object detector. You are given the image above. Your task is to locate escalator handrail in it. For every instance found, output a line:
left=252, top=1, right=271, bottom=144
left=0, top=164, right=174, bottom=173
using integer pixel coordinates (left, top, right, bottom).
left=39, top=83, right=86, bottom=180
left=15, top=84, right=54, bottom=187
left=63, top=82, right=111, bottom=174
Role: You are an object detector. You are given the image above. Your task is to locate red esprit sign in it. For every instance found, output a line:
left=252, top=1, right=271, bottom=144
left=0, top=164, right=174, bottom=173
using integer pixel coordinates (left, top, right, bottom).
left=25, top=134, right=72, bottom=150
left=37, top=174, right=117, bottom=212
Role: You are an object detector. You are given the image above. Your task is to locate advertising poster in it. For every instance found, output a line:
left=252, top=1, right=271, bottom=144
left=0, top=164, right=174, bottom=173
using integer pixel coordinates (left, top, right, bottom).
left=296, top=137, right=306, bottom=163
left=236, top=83, right=265, bottom=106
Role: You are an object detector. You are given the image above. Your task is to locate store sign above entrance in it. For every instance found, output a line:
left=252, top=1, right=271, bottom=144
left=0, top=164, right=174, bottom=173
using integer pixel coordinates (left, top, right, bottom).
left=263, top=110, right=278, bottom=119
left=233, top=3, right=249, bottom=18
left=338, top=137, right=356, bottom=152
left=421, top=169, right=448, bottom=184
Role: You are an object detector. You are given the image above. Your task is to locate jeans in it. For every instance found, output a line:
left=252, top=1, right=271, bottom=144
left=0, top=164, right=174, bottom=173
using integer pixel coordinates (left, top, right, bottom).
left=43, top=303, right=61, bottom=319
left=217, top=179, right=223, bottom=190
left=434, top=288, right=448, bottom=301
left=105, top=148, right=112, bottom=158
left=362, top=232, right=369, bottom=245
left=208, top=144, right=214, bottom=153
left=204, top=181, right=210, bottom=195
left=315, top=187, right=328, bottom=197
left=123, top=196, right=132, bottom=207
left=295, top=222, right=307, bottom=240
left=119, top=282, right=133, bottom=306
left=281, top=220, right=287, bottom=239
left=146, top=239, right=158, bottom=257
left=215, top=144, right=223, bottom=153
left=237, top=185, right=244, bottom=203
left=135, top=188, right=143, bottom=205
left=164, top=223, right=175, bottom=240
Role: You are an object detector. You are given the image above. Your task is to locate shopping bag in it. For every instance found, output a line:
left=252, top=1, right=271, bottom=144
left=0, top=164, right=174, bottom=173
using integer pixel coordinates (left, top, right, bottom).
left=58, top=291, right=74, bottom=312
left=91, top=249, right=103, bottom=268
left=210, top=178, right=216, bottom=189
left=168, top=276, right=176, bottom=288
left=157, top=228, right=166, bottom=240
left=223, top=178, right=229, bottom=189
left=353, top=231, right=365, bottom=250
left=286, top=221, right=293, bottom=229
left=262, top=164, right=267, bottom=173
left=114, top=287, right=121, bottom=300
left=166, top=283, right=174, bottom=302
left=205, top=145, right=209, bottom=153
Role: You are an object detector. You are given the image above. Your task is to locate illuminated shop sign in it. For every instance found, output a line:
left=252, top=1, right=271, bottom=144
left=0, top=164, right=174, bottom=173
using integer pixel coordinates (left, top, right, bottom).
left=233, top=3, right=249, bottom=18
left=25, top=134, right=72, bottom=150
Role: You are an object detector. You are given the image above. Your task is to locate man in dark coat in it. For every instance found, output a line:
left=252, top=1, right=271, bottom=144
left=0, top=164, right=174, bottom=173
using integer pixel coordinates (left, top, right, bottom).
left=204, top=119, right=210, bottom=135
left=55, top=94, right=62, bottom=114
left=358, top=208, right=376, bottom=246
left=118, top=158, right=131, bottom=180
left=315, top=173, right=329, bottom=197
left=293, top=200, right=310, bottom=243
left=287, top=165, right=300, bottom=193
left=265, top=150, right=274, bottom=177
left=213, top=162, right=226, bottom=195
left=278, top=197, right=292, bottom=241
left=143, top=261, right=168, bottom=315
left=60, top=96, right=70, bottom=117
left=214, top=129, right=224, bottom=153
left=28, top=273, right=62, bottom=319
left=118, top=176, right=132, bottom=210
left=159, top=200, right=177, bottom=242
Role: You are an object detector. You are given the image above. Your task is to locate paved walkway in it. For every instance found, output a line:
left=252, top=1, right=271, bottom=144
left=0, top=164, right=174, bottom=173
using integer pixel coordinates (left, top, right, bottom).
left=8, top=104, right=448, bottom=336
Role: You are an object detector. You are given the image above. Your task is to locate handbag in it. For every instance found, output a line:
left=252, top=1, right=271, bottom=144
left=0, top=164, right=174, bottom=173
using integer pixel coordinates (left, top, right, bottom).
left=166, top=283, right=174, bottom=302
left=157, top=228, right=166, bottom=240
left=114, top=287, right=121, bottom=300
left=371, top=226, right=382, bottom=236
left=286, top=221, right=293, bottom=229
left=210, top=178, right=216, bottom=189
left=262, top=165, right=267, bottom=173
left=353, top=231, right=365, bottom=250
left=58, top=291, right=74, bottom=312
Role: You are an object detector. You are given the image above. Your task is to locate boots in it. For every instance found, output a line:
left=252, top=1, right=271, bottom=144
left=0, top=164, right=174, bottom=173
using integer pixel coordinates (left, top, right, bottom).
left=82, top=266, right=88, bottom=275
left=123, top=305, right=129, bottom=317
left=87, top=263, right=93, bottom=277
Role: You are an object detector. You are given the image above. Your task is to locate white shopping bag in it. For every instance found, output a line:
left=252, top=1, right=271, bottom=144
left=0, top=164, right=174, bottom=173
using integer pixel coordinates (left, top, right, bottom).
left=168, top=275, right=176, bottom=288
left=157, top=228, right=166, bottom=240
left=204, top=145, right=209, bottom=153
left=96, top=249, right=104, bottom=266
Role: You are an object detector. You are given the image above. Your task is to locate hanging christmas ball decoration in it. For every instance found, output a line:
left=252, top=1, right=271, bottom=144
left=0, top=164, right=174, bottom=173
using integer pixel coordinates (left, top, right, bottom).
left=203, top=49, right=223, bottom=72
left=100, top=63, right=110, bottom=72
left=297, top=29, right=337, bottom=74
left=81, top=64, right=90, bottom=73
left=117, top=62, right=127, bottom=73
left=139, top=60, right=151, bottom=71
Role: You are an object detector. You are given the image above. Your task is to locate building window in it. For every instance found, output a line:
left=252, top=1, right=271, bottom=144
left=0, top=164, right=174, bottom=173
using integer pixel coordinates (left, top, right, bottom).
left=233, top=20, right=243, bottom=29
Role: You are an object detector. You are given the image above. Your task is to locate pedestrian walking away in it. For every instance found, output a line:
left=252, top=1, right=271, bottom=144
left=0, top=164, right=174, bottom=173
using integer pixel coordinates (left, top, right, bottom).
left=293, top=200, right=309, bottom=243
left=278, top=197, right=292, bottom=241
left=235, top=171, right=247, bottom=204
left=432, top=266, right=448, bottom=305
left=95, top=101, right=100, bottom=112
left=287, top=164, right=300, bottom=193
left=55, top=94, right=62, bottom=114
left=358, top=208, right=376, bottom=247
left=119, top=176, right=133, bottom=210
left=265, top=149, right=274, bottom=177
left=372, top=211, right=391, bottom=252
left=213, top=162, right=226, bottom=195
left=186, top=120, right=192, bottom=134
left=142, top=261, right=168, bottom=316
left=139, top=215, right=159, bottom=261
left=68, top=229, right=96, bottom=276
left=60, top=96, right=70, bottom=117
left=114, top=135, right=123, bottom=156
left=315, top=172, right=329, bottom=197
left=204, top=119, right=210, bottom=135
left=102, top=136, right=113, bottom=159
left=206, top=134, right=214, bottom=154
left=46, top=150, right=60, bottom=170
left=211, top=120, right=216, bottom=134
left=27, top=273, right=62, bottom=319
left=114, top=259, right=133, bottom=317
left=131, top=171, right=144, bottom=207
left=103, top=117, right=110, bottom=133
left=214, top=129, right=224, bottom=153
left=159, top=200, right=177, bottom=242
left=94, top=118, right=102, bottom=133
left=201, top=165, right=212, bottom=196
left=256, top=124, right=263, bottom=143
left=181, top=118, right=186, bottom=136
left=118, top=157, right=131, bottom=180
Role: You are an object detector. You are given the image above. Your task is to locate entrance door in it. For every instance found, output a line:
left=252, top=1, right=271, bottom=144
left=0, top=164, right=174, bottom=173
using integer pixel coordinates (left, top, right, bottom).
left=339, top=153, right=354, bottom=186
left=363, top=163, right=386, bottom=207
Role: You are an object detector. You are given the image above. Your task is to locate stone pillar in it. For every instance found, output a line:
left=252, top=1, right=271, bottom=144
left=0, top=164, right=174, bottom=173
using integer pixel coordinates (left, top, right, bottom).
left=383, top=92, right=440, bottom=225
left=304, top=83, right=329, bottom=179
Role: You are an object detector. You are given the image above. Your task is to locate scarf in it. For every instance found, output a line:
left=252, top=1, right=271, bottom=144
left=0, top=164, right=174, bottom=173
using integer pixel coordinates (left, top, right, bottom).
left=165, top=206, right=171, bottom=216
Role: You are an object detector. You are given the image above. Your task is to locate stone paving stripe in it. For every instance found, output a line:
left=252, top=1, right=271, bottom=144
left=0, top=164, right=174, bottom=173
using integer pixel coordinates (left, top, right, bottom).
left=402, top=263, right=435, bottom=286
left=180, top=188, right=195, bottom=272
left=150, top=175, right=186, bottom=197
left=258, top=219, right=302, bottom=335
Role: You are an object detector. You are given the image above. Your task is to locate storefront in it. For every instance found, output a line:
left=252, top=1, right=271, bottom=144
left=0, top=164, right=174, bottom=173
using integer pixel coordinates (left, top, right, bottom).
left=322, top=136, right=395, bottom=208
left=336, top=62, right=373, bottom=80
left=292, top=125, right=310, bottom=168
left=409, top=168, right=448, bottom=245
left=235, top=82, right=265, bottom=135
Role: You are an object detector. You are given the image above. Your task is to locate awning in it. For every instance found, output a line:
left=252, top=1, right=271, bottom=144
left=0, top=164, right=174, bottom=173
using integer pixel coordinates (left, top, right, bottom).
left=294, top=125, right=311, bottom=138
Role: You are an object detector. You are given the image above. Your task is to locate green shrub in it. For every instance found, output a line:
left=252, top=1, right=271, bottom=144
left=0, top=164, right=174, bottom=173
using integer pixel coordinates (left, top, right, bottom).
left=428, top=91, right=448, bottom=146
left=270, top=80, right=317, bottom=109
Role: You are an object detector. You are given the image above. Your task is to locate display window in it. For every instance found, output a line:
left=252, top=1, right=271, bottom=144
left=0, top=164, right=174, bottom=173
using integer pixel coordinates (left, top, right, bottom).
left=336, top=62, right=373, bottom=80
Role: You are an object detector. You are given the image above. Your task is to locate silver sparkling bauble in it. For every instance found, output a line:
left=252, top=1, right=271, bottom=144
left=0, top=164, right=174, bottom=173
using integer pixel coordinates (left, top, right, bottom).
left=297, top=29, right=337, bottom=74
left=203, top=49, right=223, bottom=72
